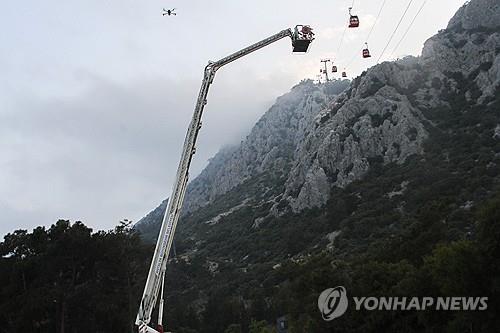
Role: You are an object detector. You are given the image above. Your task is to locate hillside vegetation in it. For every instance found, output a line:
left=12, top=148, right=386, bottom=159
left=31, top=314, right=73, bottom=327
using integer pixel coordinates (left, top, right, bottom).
left=2, top=0, right=500, bottom=332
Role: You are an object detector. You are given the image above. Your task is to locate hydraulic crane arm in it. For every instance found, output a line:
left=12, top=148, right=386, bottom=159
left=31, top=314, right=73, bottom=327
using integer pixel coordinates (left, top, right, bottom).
left=136, top=25, right=314, bottom=333
left=211, top=28, right=292, bottom=69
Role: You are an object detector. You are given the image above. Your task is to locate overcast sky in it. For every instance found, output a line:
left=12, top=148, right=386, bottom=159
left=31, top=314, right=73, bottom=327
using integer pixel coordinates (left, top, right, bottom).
left=0, top=0, right=466, bottom=236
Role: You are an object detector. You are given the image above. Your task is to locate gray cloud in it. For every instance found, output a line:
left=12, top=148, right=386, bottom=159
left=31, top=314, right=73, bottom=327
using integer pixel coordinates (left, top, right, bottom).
left=0, top=0, right=467, bottom=236
left=0, top=69, right=294, bottom=235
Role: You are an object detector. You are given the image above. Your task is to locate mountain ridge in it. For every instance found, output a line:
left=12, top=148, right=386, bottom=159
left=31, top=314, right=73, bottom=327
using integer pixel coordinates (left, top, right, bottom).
left=137, top=0, right=500, bottom=239
left=132, top=0, right=500, bottom=331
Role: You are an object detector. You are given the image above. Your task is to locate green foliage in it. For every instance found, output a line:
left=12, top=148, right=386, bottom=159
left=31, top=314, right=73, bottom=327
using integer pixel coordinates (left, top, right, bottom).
left=3, top=49, right=500, bottom=332
left=360, top=76, right=385, bottom=98
left=369, top=112, right=393, bottom=127
left=0, top=220, right=151, bottom=333
left=248, top=319, right=275, bottom=333
left=127, top=65, right=500, bottom=332
left=224, top=324, right=243, bottom=333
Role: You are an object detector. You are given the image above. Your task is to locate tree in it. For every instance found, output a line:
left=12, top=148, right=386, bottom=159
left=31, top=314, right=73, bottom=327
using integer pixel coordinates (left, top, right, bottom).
left=249, top=319, right=276, bottom=333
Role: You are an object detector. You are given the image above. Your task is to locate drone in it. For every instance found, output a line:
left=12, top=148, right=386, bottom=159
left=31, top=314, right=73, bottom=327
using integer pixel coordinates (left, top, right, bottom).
left=162, top=8, right=176, bottom=16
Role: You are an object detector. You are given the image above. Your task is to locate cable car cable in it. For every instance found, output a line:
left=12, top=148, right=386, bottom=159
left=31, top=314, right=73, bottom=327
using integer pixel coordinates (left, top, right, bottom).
left=376, top=0, right=414, bottom=63
left=389, top=0, right=428, bottom=58
left=337, top=0, right=357, bottom=55
left=337, top=26, right=348, bottom=55
left=366, top=0, right=387, bottom=42
left=345, top=0, right=388, bottom=69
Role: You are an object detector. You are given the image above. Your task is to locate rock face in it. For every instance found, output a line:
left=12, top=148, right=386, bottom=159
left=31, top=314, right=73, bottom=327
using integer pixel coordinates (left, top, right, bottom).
left=447, top=0, right=500, bottom=31
left=284, top=70, right=428, bottom=212
left=136, top=0, right=500, bottom=232
left=180, top=80, right=350, bottom=214
left=422, top=0, right=500, bottom=104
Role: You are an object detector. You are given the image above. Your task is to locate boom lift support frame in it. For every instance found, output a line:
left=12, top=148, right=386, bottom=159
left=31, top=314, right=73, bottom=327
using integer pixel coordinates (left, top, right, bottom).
left=136, top=26, right=314, bottom=333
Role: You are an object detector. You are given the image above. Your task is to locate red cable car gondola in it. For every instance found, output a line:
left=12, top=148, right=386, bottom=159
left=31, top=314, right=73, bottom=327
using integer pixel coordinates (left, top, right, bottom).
left=342, top=71, right=347, bottom=78
left=348, top=7, right=359, bottom=28
left=332, top=65, right=338, bottom=73
left=362, top=42, right=371, bottom=58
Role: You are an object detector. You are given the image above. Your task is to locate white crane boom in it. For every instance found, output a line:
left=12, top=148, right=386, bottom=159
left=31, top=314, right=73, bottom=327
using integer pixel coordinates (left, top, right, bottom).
left=136, top=25, right=314, bottom=333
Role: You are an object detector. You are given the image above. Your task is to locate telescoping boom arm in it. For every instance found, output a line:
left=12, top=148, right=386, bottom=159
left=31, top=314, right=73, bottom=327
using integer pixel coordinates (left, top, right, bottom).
left=136, top=25, right=314, bottom=333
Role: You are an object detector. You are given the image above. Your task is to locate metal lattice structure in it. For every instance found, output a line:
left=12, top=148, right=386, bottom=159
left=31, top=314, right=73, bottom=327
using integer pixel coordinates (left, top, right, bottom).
left=136, top=26, right=314, bottom=333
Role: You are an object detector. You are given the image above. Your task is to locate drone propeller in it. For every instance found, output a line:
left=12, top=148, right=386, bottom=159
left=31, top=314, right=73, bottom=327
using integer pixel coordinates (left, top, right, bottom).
left=161, top=8, right=177, bottom=16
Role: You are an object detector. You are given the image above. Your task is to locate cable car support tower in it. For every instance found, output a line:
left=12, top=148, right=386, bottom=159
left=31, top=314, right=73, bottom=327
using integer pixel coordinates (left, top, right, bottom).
left=320, top=59, right=331, bottom=82
left=136, top=25, right=314, bottom=333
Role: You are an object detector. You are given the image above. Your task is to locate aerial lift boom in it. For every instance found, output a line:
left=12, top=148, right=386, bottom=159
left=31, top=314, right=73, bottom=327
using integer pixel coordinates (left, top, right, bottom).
left=136, top=25, right=314, bottom=333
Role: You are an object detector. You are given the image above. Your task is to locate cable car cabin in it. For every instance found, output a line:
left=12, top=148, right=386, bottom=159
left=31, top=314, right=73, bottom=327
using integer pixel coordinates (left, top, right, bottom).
left=349, top=15, right=359, bottom=28
left=362, top=43, right=371, bottom=58
left=332, top=66, right=338, bottom=73
left=292, top=25, right=314, bottom=52
left=342, top=71, right=347, bottom=78
left=348, top=7, right=359, bottom=28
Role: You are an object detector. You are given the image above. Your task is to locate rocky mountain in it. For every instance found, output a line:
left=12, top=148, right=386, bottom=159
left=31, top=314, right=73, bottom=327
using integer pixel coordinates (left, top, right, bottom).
left=182, top=80, right=350, bottom=215
left=136, top=80, right=350, bottom=240
left=134, top=1, right=500, bottom=331
left=138, top=0, right=499, bottom=236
